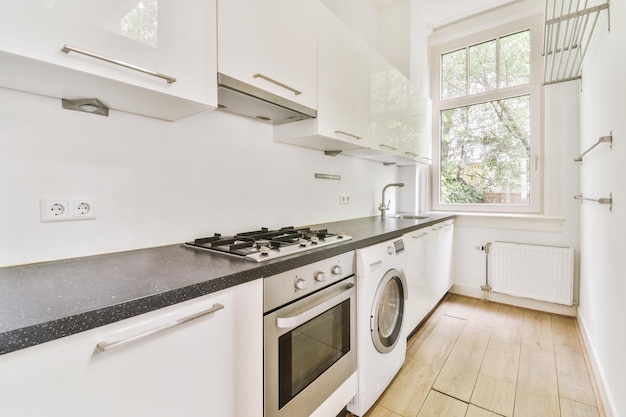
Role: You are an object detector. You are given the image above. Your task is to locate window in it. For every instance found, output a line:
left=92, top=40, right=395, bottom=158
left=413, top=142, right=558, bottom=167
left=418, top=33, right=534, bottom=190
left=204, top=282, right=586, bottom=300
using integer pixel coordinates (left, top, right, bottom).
left=431, top=16, right=542, bottom=213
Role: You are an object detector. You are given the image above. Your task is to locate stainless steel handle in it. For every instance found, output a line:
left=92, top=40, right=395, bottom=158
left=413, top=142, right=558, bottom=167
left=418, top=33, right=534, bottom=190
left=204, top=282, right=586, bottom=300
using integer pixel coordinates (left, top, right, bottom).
left=380, top=144, right=398, bottom=151
left=574, top=133, right=612, bottom=162
left=253, top=73, right=301, bottom=95
left=277, top=284, right=353, bottom=329
left=404, top=151, right=418, bottom=157
left=61, top=44, right=177, bottom=84
left=335, top=130, right=362, bottom=140
left=96, top=303, right=224, bottom=353
left=574, top=193, right=613, bottom=211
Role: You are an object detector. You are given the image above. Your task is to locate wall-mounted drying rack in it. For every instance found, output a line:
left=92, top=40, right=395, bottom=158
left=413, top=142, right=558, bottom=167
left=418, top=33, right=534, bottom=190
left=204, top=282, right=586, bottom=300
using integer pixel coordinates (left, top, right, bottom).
left=574, top=192, right=613, bottom=211
left=543, top=0, right=610, bottom=85
left=574, top=132, right=612, bottom=162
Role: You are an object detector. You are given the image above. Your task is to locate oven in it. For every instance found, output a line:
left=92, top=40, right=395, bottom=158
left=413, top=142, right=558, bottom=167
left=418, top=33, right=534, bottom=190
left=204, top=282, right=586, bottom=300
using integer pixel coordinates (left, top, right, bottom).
left=263, top=251, right=356, bottom=417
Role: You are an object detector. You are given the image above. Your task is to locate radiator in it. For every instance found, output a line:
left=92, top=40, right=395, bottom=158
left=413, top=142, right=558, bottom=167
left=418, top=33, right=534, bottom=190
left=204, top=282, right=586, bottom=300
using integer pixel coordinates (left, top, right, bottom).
left=489, top=241, right=574, bottom=306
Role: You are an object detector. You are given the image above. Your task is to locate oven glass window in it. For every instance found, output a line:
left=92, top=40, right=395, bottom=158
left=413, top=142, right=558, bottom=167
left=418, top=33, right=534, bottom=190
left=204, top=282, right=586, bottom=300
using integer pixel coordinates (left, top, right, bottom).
left=278, top=299, right=351, bottom=409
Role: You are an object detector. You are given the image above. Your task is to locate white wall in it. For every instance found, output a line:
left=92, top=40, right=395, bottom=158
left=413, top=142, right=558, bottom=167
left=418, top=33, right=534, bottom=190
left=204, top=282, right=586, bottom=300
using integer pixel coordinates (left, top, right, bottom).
left=577, top=3, right=626, bottom=416
left=0, top=88, right=399, bottom=267
left=450, top=81, right=581, bottom=302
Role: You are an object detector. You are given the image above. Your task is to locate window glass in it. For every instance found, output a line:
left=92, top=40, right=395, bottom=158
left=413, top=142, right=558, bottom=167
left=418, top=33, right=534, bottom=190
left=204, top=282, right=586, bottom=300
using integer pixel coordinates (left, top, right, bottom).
left=440, top=95, right=531, bottom=205
left=469, top=39, right=497, bottom=94
left=499, top=30, right=531, bottom=88
left=441, top=48, right=467, bottom=100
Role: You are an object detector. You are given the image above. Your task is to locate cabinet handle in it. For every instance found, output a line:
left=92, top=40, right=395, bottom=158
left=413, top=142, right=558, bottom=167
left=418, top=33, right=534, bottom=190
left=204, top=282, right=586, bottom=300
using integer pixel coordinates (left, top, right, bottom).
left=277, top=284, right=354, bottom=329
left=96, top=303, right=224, bottom=353
left=411, top=232, right=429, bottom=238
left=335, top=130, right=362, bottom=140
left=61, top=44, right=177, bottom=84
left=404, top=151, right=418, bottom=157
left=379, top=144, right=397, bottom=151
left=253, top=73, right=301, bottom=95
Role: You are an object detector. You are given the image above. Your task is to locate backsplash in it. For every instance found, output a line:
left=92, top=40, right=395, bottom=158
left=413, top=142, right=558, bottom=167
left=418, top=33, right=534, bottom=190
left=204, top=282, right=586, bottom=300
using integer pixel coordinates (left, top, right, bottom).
left=0, top=88, right=401, bottom=267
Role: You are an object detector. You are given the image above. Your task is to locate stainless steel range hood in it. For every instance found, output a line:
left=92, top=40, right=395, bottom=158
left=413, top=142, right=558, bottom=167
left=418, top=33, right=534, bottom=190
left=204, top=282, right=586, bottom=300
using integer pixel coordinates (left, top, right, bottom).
left=217, top=73, right=316, bottom=125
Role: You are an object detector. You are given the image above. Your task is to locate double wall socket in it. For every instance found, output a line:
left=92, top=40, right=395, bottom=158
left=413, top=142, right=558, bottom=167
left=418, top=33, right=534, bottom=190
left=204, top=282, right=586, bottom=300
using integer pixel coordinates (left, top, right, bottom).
left=40, top=197, right=96, bottom=222
left=340, top=194, right=351, bottom=204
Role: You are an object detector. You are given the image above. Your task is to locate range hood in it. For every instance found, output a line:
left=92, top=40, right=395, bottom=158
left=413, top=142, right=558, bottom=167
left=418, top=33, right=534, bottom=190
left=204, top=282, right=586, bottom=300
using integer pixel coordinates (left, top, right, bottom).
left=217, top=73, right=316, bottom=125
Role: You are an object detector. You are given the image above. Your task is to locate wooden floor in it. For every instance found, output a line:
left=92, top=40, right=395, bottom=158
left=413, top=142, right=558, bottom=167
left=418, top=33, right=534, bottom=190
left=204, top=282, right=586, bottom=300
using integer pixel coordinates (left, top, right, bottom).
left=363, top=294, right=604, bottom=417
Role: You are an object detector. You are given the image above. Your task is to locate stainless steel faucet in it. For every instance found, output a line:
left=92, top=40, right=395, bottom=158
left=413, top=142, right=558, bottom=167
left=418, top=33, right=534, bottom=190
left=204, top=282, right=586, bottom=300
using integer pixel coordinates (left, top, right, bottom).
left=378, top=183, right=405, bottom=218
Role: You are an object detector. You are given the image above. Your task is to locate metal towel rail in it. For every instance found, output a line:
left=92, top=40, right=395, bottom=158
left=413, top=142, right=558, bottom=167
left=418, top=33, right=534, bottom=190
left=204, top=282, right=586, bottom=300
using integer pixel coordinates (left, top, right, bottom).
left=574, top=132, right=612, bottom=161
left=543, top=0, right=610, bottom=85
left=574, top=193, right=613, bottom=211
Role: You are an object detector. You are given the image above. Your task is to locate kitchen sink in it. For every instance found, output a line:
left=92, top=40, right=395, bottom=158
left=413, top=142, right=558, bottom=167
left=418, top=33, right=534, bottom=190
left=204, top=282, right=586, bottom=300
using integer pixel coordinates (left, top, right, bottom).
left=393, top=214, right=431, bottom=220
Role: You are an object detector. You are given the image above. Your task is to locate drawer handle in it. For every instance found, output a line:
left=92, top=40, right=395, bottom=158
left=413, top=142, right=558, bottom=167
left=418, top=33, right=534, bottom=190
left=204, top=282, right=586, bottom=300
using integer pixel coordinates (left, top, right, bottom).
left=253, top=73, right=301, bottom=95
left=335, top=130, right=362, bottom=140
left=96, top=303, right=224, bottom=353
left=379, top=143, right=397, bottom=151
left=61, top=44, right=177, bottom=84
left=411, top=232, right=429, bottom=238
left=404, top=151, right=418, bottom=157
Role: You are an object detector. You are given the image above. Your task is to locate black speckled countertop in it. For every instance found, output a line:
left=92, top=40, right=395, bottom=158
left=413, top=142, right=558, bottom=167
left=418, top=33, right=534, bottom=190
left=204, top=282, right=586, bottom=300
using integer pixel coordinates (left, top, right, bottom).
left=0, top=214, right=455, bottom=355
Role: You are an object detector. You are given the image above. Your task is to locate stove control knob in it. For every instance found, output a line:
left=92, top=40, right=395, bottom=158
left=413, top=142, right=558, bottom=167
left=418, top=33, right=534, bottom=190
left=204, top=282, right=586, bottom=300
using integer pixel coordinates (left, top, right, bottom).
left=387, top=246, right=394, bottom=255
left=310, top=236, right=320, bottom=244
left=299, top=238, right=308, bottom=247
left=331, top=265, right=342, bottom=276
left=314, top=271, right=326, bottom=282
left=295, top=277, right=308, bottom=291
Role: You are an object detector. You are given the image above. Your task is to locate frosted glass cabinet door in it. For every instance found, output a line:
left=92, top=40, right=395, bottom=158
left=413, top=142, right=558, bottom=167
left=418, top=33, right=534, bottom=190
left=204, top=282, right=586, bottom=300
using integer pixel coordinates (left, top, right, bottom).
left=369, top=50, right=404, bottom=156
left=217, top=0, right=317, bottom=109
left=0, top=0, right=216, bottom=107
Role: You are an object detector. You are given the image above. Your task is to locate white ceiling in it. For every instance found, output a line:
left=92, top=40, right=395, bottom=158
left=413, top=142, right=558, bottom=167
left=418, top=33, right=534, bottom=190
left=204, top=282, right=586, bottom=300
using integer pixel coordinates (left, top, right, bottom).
left=373, top=0, right=520, bottom=29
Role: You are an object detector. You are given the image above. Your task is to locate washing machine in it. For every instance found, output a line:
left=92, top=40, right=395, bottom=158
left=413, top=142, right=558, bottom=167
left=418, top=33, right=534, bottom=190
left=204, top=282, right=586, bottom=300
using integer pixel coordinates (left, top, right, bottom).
left=347, top=237, right=408, bottom=416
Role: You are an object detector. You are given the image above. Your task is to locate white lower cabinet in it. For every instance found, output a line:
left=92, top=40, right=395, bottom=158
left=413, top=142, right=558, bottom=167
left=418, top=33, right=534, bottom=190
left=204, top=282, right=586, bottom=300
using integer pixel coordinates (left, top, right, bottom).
left=0, top=279, right=263, bottom=417
left=403, top=220, right=454, bottom=337
left=403, top=227, right=431, bottom=337
left=428, top=220, right=454, bottom=307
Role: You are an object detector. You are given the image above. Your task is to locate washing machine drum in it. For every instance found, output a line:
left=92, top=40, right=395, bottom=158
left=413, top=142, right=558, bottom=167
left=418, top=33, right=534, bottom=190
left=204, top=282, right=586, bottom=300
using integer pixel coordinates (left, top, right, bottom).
left=370, top=268, right=406, bottom=353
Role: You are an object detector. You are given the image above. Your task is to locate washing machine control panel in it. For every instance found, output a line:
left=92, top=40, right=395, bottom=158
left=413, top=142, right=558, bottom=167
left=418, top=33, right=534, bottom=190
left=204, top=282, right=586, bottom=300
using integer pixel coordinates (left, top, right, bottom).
left=388, top=239, right=405, bottom=256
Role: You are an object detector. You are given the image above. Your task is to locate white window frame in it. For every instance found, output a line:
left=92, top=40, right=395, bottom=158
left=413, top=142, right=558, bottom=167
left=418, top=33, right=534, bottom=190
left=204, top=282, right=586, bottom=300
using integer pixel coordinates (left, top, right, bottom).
left=430, top=14, right=543, bottom=214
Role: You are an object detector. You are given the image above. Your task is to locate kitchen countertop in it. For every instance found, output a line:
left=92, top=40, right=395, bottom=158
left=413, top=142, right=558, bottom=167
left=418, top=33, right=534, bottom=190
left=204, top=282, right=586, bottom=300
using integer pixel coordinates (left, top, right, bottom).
left=0, top=214, right=455, bottom=355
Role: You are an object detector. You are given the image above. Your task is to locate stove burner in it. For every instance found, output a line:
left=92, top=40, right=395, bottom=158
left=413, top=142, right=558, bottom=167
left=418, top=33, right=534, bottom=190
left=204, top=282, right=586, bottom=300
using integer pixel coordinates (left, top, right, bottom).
left=184, top=226, right=350, bottom=262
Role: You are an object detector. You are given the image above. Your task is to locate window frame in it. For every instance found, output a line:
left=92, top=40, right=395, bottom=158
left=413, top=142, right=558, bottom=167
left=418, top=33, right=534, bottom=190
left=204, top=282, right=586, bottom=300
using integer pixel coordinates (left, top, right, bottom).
left=430, top=14, right=543, bottom=214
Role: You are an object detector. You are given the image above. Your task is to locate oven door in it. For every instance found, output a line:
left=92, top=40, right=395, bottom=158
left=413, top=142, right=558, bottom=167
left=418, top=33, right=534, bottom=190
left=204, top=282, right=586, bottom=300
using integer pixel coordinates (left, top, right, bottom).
left=264, top=276, right=356, bottom=417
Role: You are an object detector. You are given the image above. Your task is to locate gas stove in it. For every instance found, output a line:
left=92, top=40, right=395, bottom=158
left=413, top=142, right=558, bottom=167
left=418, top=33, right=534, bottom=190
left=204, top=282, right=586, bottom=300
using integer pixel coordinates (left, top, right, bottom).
left=183, top=226, right=351, bottom=262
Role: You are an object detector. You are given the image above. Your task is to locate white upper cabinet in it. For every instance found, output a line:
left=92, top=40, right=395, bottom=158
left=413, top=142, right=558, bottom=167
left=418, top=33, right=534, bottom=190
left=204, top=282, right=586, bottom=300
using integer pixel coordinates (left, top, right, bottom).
left=217, top=0, right=317, bottom=110
left=345, top=49, right=432, bottom=165
left=273, top=4, right=370, bottom=151
left=0, top=0, right=217, bottom=121
left=369, top=49, right=404, bottom=157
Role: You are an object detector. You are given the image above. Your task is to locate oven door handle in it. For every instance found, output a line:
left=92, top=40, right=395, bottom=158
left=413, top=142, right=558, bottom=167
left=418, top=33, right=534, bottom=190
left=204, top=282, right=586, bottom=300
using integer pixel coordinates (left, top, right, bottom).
left=276, top=283, right=354, bottom=329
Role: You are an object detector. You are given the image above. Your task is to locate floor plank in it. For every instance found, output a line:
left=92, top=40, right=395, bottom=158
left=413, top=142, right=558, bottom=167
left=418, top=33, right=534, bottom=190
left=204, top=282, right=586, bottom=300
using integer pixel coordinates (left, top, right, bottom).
left=442, top=294, right=478, bottom=320
left=416, top=390, right=467, bottom=417
left=465, top=300, right=500, bottom=332
left=552, top=315, right=597, bottom=406
left=364, top=405, right=403, bottom=417
left=471, top=304, right=524, bottom=417
left=375, top=315, right=465, bottom=417
left=432, top=326, right=490, bottom=402
left=513, top=310, right=560, bottom=417
left=465, top=404, right=503, bottom=417
left=560, top=397, right=600, bottom=417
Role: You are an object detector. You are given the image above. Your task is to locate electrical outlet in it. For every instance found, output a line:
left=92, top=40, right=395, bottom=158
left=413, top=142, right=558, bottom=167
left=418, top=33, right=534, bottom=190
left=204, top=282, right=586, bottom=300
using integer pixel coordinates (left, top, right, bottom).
left=40, top=197, right=96, bottom=222
left=73, top=199, right=95, bottom=218
left=340, top=194, right=350, bottom=205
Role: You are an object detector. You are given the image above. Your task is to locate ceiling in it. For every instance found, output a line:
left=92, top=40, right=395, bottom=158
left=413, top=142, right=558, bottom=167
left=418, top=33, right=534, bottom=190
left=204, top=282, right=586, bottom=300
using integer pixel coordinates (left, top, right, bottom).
left=373, top=0, right=520, bottom=29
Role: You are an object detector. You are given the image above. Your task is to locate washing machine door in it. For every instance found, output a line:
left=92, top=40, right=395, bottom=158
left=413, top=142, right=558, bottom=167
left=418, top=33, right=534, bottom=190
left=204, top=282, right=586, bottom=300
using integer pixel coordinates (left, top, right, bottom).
left=371, top=268, right=407, bottom=353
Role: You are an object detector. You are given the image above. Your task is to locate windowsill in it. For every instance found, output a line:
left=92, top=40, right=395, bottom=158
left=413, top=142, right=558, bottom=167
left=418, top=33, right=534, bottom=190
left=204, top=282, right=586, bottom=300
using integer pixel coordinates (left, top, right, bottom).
left=430, top=211, right=568, bottom=232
